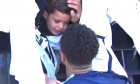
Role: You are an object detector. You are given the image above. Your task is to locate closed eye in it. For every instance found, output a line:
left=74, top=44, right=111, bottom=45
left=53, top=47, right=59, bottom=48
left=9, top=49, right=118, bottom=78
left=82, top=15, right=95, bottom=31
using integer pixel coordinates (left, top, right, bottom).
left=54, top=19, right=60, bottom=23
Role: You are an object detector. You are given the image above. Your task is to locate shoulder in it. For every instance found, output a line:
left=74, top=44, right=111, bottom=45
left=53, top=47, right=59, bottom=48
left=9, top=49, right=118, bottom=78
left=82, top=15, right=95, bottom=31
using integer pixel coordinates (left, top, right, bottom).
left=63, top=73, right=92, bottom=84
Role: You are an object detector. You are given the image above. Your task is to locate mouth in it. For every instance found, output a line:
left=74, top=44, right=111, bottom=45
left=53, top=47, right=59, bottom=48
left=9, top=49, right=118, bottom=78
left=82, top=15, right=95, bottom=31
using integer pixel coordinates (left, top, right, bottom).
left=54, top=30, right=62, bottom=34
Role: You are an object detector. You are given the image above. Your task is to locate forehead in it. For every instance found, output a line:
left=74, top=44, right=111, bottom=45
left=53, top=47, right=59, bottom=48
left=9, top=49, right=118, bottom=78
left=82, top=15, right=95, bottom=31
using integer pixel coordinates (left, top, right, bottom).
left=49, top=10, right=71, bottom=22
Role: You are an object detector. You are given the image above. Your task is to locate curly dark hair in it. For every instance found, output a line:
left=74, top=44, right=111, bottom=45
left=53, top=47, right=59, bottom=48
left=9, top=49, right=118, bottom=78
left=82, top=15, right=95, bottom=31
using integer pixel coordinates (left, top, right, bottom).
left=60, top=23, right=99, bottom=66
left=45, top=0, right=74, bottom=15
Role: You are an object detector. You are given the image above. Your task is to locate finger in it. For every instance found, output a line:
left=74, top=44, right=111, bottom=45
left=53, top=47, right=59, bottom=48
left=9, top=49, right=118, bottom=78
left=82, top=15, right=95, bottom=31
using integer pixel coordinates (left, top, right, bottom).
left=70, top=10, right=78, bottom=22
left=68, top=4, right=77, bottom=10
left=67, top=0, right=81, bottom=10
left=67, top=0, right=82, bottom=15
left=67, top=0, right=81, bottom=5
left=67, top=0, right=82, bottom=22
left=68, top=3, right=82, bottom=17
left=70, top=10, right=76, bottom=18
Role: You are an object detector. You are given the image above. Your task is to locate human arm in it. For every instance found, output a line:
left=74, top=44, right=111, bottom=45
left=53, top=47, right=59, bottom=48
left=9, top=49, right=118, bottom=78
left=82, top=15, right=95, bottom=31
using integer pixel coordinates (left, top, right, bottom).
left=41, top=59, right=62, bottom=84
left=67, top=0, right=82, bottom=23
left=45, top=74, right=62, bottom=84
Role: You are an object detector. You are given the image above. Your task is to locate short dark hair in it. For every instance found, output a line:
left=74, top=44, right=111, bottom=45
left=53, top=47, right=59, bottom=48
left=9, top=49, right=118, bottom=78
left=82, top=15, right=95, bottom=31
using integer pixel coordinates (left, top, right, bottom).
left=45, top=0, right=73, bottom=15
left=60, top=23, right=99, bottom=66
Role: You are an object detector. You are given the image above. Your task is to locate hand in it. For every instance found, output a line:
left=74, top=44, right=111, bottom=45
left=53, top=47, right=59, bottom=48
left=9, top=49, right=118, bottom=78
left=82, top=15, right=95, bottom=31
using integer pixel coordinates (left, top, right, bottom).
left=67, top=0, right=82, bottom=22
left=45, top=74, right=62, bottom=84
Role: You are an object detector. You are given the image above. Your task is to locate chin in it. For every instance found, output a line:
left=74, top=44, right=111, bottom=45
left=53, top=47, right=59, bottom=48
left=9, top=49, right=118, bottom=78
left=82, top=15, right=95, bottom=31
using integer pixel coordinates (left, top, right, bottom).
left=53, top=33, right=60, bottom=36
left=53, top=32, right=62, bottom=36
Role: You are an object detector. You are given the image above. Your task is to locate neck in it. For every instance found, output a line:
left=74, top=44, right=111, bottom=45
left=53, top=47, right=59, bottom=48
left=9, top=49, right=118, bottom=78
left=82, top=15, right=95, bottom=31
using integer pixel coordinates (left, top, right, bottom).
left=66, top=64, right=92, bottom=77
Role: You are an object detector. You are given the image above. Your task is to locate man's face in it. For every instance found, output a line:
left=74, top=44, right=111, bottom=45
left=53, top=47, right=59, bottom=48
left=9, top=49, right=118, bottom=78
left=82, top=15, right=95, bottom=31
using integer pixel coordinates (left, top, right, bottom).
left=44, top=10, right=71, bottom=35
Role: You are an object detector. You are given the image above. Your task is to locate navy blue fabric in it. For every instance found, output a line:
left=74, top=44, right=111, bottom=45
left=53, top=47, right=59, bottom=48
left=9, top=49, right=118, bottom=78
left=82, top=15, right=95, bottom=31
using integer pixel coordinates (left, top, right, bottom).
left=64, top=71, right=128, bottom=84
left=35, top=0, right=46, bottom=26
left=107, top=50, right=112, bottom=72
left=0, top=56, right=4, bottom=68
left=35, top=0, right=46, bottom=18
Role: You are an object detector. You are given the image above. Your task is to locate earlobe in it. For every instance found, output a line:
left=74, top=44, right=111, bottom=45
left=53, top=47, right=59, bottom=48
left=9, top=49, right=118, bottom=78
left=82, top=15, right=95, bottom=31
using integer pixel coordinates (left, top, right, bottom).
left=60, top=51, right=64, bottom=62
left=43, top=11, right=48, bottom=19
left=60, top=51, right=66, bottom=64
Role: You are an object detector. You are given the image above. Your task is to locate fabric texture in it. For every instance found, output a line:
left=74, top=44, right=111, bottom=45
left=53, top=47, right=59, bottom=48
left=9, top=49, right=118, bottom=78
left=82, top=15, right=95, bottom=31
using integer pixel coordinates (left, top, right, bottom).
left=64, top=71, right=128, bottom=84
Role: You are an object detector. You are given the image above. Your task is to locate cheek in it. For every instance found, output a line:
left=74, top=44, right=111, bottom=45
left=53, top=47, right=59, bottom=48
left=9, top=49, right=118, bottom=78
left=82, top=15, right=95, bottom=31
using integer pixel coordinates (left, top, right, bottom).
left=47, top=21, right=55, bottom=30
left=63, top=24, right=68, bottom=31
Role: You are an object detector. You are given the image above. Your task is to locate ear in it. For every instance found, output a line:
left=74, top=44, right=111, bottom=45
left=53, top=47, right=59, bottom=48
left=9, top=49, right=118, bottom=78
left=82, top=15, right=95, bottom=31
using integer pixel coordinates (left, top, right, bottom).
left=43, top=11, right=48, bottom=19
left=60, top=51, right=67, bottom=65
